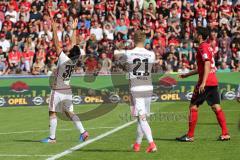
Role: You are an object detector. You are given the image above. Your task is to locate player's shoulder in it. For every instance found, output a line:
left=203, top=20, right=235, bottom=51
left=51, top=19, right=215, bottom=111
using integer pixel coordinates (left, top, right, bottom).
left=199, top=41, right=210, bottom=49
left=131, top=47, right=155, bottom=54
left=59, top=51, right=70, bottom=62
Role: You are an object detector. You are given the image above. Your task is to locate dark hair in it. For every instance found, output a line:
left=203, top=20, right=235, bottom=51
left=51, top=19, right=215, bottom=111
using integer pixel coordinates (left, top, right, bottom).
left=197, top=27, right=209, bottom=40
left=68, top=45, right=81, bottom=61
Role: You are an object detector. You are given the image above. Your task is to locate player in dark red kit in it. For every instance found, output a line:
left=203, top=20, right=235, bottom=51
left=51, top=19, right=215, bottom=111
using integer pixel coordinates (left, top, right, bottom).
left=176, top=27, right=230, bottom=142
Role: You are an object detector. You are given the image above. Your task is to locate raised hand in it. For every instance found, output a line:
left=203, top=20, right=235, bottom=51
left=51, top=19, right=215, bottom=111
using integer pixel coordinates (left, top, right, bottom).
left=48, top=8, right=54, bottom=20
left=72, top=19, right=78, bottom=30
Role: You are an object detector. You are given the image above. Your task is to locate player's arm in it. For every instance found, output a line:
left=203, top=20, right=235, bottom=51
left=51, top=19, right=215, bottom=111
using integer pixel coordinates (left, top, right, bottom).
left=179, top=69, right=198, bottom=78
left=48, top=10, right=61, bottom=56
left=70, top=19, right=78, bottom=48
left=118, top=53, right=129, bottom=72
left=199, top=47, right=212, bottom=93
left=202, top=61, right=210, bottom=84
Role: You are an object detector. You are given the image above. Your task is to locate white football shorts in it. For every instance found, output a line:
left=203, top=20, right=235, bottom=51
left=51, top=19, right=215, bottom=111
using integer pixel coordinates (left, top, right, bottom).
left=130, top=94, right=151, bottom=117
left=49, top=89, right=73, bottom=112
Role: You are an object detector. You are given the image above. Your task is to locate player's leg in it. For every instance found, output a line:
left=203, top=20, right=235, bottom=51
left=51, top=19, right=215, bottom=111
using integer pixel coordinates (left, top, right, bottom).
left=176, top=104, right=198, bottom=142
left=64, top=110, right=89, bottom=141
left=206, top=87, right=230, bottom=140
left=130, top=94, right=143, bottom=152
left=136, top=120, right=144, bottom=144
left=143, top=97, right=157, bottom=153
left=132, top=118, right=144, bottom=152
left=131, top=96, right=156, bottom=152
left=48, top=111, right=57, bottom=141
left=135, top=97, right=156, bottom=152
left=41, top=91, right=58, bottom=143
left=211, top=104, right=230, bottom=140
left=176, top=85, right=205, bottom=142
left=138, top=115, right=157, bottom=153
left=63, top=94, right=89, bottom=141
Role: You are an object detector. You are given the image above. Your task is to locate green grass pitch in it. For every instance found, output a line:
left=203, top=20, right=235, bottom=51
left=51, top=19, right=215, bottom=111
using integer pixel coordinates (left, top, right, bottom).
left=0, top=100, right=239, bottom=160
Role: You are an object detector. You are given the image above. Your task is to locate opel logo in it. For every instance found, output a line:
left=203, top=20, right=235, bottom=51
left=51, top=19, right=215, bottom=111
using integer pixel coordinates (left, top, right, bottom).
left=185, top=92, right=193, bottom=101
left=72, top=96, right=82, bottom=105
left=151, top=93, right=159, bottom=102
left=109, top=94, right=120, bottom=103
left=0, top=98, right=6, bottom=106
left=224, top=91, right=236, bottom=100
left=32, top=97, right=44, bottom=105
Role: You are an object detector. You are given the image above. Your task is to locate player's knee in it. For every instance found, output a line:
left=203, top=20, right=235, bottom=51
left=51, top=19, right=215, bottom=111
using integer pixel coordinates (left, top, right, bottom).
left=65, top=111, right=75, bottom=118
left=49, top=111, right=57, bottom=117
left=139, top=114, right=147, bottom=121
left=211, top=104, right=221, bottom=112
left=189, top=105, right=198, bottom=111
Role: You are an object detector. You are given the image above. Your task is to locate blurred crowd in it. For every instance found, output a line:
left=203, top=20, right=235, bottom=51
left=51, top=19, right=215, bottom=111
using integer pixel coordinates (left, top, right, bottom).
left=0, top=0, right=240, bottom=76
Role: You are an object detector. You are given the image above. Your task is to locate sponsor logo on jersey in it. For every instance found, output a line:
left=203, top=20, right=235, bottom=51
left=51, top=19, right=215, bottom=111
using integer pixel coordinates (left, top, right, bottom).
left=11, top=81, right=29, bottom=93
left=203, top=53, right=208, bottom=59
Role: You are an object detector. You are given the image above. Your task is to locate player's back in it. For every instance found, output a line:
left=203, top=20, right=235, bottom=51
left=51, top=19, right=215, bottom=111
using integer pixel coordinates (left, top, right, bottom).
left=126, top=47, right=155, bottom=92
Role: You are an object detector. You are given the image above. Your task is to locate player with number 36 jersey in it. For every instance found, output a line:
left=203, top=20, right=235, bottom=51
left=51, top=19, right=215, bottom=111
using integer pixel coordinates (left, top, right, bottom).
left=40, top=10, right=89, bottom=144
left=52, top=51, right=76, bottom=90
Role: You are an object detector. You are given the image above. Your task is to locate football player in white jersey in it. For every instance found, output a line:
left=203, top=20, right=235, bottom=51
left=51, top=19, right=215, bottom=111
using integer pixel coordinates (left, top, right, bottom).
left=41, top=11, right=88, bottom=143
left=124, top=30, right=157, bottom=152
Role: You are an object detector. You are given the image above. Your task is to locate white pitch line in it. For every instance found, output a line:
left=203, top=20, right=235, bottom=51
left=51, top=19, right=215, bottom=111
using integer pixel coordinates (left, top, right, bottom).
left=0, top=154, right=54, bottom=157
left=46, top=120, right=137, bottom=160
left=0, top=127, right=115, bottom=135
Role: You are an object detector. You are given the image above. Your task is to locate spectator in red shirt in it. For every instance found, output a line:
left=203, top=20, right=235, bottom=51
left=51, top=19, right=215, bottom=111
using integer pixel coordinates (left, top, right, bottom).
left=8, top=45, right=21, bottom=72
left=20, top=0, right=31, bottom=12
left=2, top=15, right=13, bottom=31
left=21, top=46, right=34, bottom=72
left=219, top=0, right=233, bottom=20
left=85, top=54, right=99, bottom=74
left=153, top=32, right=166, bottom=49
left=195, top=2, right=207, bottom=18
left=182, top=2, right=194, bottom=21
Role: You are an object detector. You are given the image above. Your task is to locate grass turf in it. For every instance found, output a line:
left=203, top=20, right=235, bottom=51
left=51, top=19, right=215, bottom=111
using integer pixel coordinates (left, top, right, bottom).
left=0, top=100, right=239, bottom=160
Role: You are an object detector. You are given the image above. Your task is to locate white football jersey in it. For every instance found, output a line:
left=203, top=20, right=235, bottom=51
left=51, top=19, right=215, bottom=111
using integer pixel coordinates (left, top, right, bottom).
left=125, top=47, right=156, bottom=92
left=52, top=51, right=76, bottom=90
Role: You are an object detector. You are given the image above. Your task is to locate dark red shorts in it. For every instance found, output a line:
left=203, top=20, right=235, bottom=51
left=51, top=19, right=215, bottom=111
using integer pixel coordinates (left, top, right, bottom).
left=191, top=86, right=220, bottom=106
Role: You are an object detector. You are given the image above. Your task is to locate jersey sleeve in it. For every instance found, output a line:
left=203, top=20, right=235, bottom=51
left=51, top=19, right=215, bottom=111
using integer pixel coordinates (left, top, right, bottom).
left=151, top=52, right=156, bottom=64
left=201, top=45, right=212, bottom=61
left=118, top=51, right=129, bottom=71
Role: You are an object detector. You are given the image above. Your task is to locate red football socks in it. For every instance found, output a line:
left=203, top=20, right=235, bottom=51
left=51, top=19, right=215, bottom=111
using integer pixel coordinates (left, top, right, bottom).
left=215, top=109, right=229, bottom=135
left=187, top=108, right=198, bottom=138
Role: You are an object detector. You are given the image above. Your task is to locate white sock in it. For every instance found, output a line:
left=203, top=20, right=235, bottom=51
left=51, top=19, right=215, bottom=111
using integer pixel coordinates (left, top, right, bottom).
left=136, top=121, right=144, bottom=144
left=71, top=114, right=85, bottom=133
left=49, top=116, right=57, bottom=139
left=139, top=117, right=153, bottom=143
